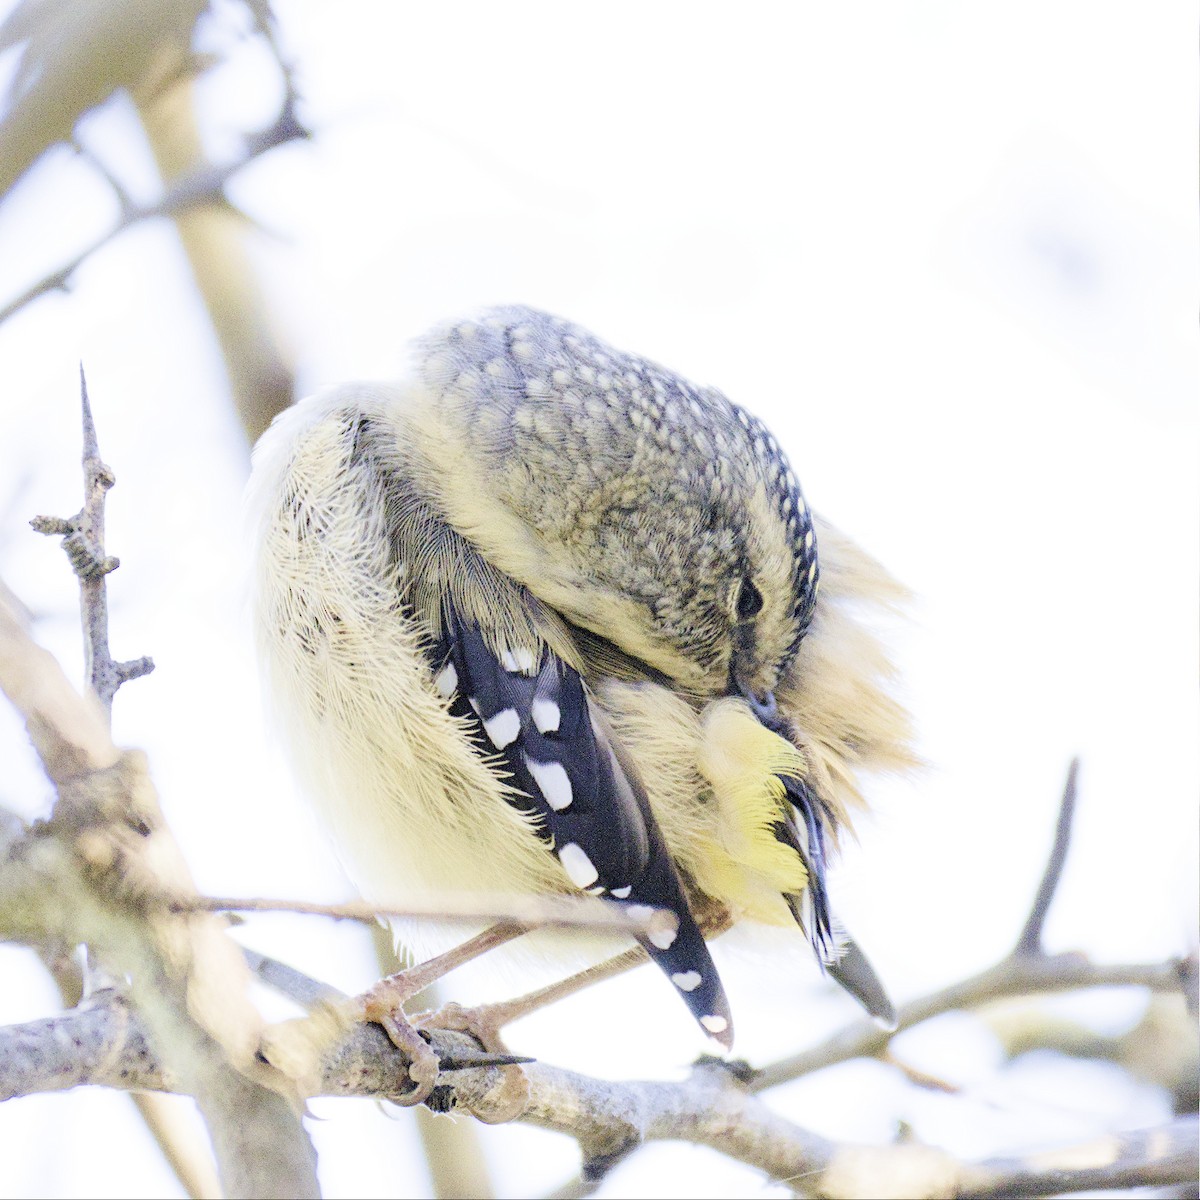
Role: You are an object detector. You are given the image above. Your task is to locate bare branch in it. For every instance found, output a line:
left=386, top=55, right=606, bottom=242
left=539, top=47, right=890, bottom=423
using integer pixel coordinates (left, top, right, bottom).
left=29, top=369, right=154, bottom=714
left=5, top=991, right=1194, bottom=1198
left=1013, top=757, right=1078, bottom=956
left=179, top=891, right=675, bottom=938
left=751, top=954, right=1184, bottom=1092
left=959, top=1117, right=1199, bottom=1198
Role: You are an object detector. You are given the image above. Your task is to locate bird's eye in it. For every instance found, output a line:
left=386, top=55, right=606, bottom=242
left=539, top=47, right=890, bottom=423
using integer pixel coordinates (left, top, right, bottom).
left=735, top=579, right=763, bottom=621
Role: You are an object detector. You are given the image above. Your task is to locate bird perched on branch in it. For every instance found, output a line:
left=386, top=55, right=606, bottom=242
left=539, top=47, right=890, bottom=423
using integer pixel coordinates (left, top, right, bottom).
left=248, top=306, right=914, bottom=1051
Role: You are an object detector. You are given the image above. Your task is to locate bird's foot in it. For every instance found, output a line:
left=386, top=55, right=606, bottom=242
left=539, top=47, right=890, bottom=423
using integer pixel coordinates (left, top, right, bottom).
left=357, top=975, right=442, bottom=1106
left=414, top=1001, right=530, bottom=1122
left=353, top=923, right=530, bottom=1106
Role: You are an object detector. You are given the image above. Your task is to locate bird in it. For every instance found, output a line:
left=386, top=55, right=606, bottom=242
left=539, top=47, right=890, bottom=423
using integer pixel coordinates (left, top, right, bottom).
left=247, top=305, right=914, bottom=1055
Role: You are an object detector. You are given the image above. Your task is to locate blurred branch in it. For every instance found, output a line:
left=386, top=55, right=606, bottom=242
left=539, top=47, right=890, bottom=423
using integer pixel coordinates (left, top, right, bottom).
left=129, top=1093, right=222, bottom=1200
left=0, top=96, right=306, bottom=330
left=369, top=922, right=498, bottom=1200
left=0, top=2, right=304, bottom=442
left=960, top=1119, right=1199, bottom=1199
left=985, top=992, right=1200, bottom=1115
left=0, top=0, right=207, bottom=198
left=132, top=12, right=303, bottom=446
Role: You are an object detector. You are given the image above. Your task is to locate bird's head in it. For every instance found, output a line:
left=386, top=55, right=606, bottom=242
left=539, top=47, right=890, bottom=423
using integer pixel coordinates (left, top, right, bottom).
left=411, top=307, right=819, bottom=706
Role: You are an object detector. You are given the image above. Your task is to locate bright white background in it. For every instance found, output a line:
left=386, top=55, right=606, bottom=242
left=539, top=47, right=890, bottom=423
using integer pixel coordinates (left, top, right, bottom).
left=0, top=3, right=1195, bottom=1197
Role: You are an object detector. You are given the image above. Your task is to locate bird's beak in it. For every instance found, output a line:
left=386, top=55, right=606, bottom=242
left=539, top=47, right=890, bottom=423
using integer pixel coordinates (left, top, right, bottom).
left=733, top=676, right=788, bottom=735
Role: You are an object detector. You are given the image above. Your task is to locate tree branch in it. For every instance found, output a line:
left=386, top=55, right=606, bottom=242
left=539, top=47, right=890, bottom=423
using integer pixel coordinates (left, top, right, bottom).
left=750, top=954, right=1183, bottom=1092
left=3, top=990, right=1194, bottom=1199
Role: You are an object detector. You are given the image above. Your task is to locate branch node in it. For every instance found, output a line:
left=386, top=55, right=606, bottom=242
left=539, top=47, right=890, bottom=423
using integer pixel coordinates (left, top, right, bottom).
left=30, top=515, right=75, bottom=537
left=117, top=657, right=156, bottom=683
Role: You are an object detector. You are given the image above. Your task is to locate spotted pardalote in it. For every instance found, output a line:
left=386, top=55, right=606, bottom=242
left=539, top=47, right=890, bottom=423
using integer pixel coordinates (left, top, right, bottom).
left=248, top=306, right=914, bottom=1047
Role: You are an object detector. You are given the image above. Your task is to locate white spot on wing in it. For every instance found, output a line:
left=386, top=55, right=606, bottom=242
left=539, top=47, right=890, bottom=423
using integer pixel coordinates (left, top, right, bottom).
left=434, top=663, right=457, bottom=698
left=531, top=697, right=561, bottom=733
left=558, top=843, right=599, bottom=889
left=700, top=1015, right=728, bottom=1034
left=500, top=646, right=537, bottom=674
left=671, top=971, right=703, bottom=992
left=524, top=756, right=573, bottom=811
left=483, top=708, right=520, bottom=749
left=649, top=921, right=678, bottom=950
left=611, top=886, right=632, bottom=899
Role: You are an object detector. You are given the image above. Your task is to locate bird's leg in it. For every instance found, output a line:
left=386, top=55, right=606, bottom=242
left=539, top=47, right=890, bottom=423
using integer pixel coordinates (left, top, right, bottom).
left=418, top=905, right=733, bottom=1051
left=355, top=922, right=526, bottom=1107
left=412, top=945, right=648, bottom=1122
left=426, top=945, right=648, bottom=1036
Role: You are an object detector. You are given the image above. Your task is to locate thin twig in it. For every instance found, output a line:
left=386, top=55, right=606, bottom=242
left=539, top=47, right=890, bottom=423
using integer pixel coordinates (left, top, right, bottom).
left=751, top=954, right=1182, bottom=1092
left=1013, top=757, right=1079, bottom=956
left=30, top=369, right=154, bottom=714
left=177, top=891, right=672, bottom=937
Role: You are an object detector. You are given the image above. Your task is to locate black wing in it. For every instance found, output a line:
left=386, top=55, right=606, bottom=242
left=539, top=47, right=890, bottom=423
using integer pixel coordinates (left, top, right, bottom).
left=429, top=602, right=734, bottom=1046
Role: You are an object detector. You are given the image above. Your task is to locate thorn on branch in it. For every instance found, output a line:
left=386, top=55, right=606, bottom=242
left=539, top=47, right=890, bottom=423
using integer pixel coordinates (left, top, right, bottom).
left=1012, top=757, right=1079, bottom=958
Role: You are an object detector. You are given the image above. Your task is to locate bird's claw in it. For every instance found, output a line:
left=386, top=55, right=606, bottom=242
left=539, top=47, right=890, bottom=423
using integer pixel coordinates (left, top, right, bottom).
left=414, top=1001, right=530, bottom=1123
left=358, top=977, right=442, bottom=1106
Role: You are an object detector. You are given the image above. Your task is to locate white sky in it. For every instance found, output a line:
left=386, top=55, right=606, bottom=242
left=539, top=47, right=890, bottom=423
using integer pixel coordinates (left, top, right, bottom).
left=0, top=3, right=1196, bottom=1198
